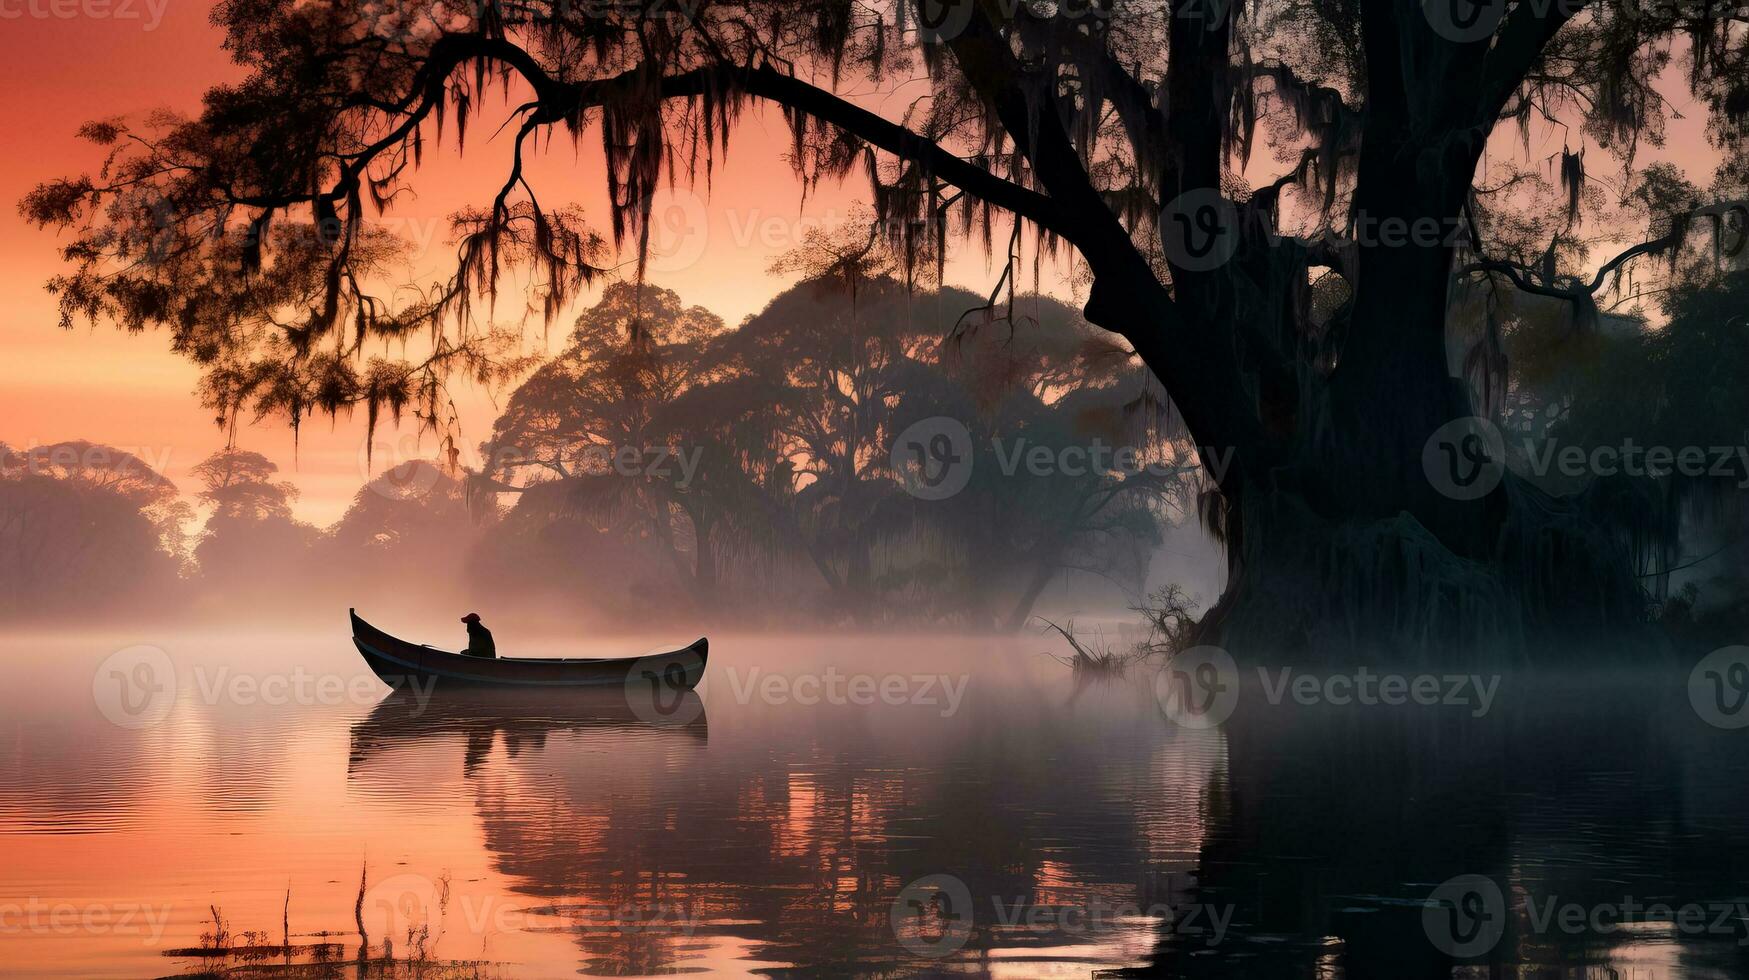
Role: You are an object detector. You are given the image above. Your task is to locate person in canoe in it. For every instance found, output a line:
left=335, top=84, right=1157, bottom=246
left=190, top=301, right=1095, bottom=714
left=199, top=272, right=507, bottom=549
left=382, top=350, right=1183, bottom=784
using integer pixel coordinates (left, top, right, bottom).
left=459, top=612, right=496, bottom=659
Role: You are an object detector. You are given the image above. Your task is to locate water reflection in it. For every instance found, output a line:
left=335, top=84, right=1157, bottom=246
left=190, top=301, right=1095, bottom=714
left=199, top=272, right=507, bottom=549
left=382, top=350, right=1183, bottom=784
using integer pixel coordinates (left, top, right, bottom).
left=349, top=687, right=708, bottom=777
left=9, top=634, right=1749, bottom=977
left=338, top=668, right=1749, bottom=976
left=342, top=670, right=1205, bottom=976
left=1131, top=670, right=1749, bottom=979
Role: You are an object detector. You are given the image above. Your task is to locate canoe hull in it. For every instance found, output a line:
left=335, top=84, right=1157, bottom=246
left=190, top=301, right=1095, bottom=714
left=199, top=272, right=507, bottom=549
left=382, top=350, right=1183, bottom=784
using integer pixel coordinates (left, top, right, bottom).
left=350, top=609, right=707, bottom=690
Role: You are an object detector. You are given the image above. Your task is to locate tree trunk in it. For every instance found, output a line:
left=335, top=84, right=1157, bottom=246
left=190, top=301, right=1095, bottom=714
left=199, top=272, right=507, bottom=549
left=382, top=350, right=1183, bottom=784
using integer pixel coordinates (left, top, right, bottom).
left=1001, top=555, right=1059, bottom=634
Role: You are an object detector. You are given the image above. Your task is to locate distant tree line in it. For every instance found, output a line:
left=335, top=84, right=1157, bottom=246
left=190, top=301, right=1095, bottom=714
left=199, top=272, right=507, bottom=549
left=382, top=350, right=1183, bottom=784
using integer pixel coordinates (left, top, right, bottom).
left=0, top=277, right=1199, bottom=628
left=13, top=266, right=1749, bottom=636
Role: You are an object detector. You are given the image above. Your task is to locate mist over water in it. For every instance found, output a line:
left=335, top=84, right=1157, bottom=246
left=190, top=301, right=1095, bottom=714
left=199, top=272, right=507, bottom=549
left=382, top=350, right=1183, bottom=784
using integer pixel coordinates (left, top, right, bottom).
left=5, top=622, right=1749, bottom=978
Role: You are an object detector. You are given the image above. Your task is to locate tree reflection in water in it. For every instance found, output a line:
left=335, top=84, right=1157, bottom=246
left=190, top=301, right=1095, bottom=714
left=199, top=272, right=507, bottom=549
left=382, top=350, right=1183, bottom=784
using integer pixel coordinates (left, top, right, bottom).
left=345, top=670, right=1749, bottom=977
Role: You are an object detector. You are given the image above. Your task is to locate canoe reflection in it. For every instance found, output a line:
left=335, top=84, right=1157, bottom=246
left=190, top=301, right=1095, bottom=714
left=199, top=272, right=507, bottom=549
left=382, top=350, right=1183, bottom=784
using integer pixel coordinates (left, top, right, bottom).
left=349, top=686, right=707, bottom=776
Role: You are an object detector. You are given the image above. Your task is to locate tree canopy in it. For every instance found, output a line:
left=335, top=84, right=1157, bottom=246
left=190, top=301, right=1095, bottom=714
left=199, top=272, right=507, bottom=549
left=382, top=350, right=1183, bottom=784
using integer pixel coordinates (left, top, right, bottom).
left=23, top=0, right=1749, bottom=645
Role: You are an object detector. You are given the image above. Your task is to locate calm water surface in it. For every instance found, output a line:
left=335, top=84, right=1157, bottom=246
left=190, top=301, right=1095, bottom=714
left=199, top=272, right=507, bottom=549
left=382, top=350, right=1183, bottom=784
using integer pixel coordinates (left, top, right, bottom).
left=2, top=626, right=1747, bottom=978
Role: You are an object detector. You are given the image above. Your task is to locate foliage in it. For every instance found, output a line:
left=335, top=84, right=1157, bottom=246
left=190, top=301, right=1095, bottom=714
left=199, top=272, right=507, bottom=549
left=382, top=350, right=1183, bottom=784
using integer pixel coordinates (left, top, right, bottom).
left=476, top=274, right=1198, bottom=626
left=0, top=441, right=186, bottom=617
left=23, top=0, right=1749, bottom=644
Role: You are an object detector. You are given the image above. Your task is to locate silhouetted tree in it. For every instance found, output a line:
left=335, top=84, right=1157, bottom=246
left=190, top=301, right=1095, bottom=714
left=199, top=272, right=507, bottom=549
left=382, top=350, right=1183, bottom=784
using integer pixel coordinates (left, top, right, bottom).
left=475, top=274, right=1189, bottom=626
left=0, top=441, right=186, bottom=616
left=1539, top=270, right=1749, bottom=618
left=191, top=449, right=316, bottom=591
left=27, top=1, right=1749, bottom=652
left=324, top=460, right=484, bottom=599
left=476, top=282, right=729, bottom=606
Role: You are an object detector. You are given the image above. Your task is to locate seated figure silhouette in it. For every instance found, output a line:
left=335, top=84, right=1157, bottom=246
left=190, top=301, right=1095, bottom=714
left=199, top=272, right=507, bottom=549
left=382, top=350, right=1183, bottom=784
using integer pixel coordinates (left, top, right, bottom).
left=460, top=612, right=496, bottom=659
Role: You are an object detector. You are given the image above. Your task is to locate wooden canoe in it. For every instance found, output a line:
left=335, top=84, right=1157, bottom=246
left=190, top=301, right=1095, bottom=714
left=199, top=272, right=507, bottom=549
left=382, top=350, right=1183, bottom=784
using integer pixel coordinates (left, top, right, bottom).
left=350, top=609, right=708, bottom=690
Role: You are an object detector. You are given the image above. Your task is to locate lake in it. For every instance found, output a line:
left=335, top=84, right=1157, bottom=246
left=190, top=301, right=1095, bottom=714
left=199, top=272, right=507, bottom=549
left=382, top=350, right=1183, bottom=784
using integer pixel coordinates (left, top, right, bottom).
left=3, top=626, right=1748, bottom=977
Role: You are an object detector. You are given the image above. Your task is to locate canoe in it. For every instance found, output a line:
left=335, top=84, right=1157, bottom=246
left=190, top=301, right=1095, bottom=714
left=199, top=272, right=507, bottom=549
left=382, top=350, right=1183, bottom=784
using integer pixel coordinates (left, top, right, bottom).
left=349, top=609, right=708, bottom=690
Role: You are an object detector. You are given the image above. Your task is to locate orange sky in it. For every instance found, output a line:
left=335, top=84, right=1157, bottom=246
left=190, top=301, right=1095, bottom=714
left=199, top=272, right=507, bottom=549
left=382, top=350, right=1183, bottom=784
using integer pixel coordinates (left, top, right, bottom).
left=0, top=8, right=1722, bottom=524
left=0, top=4, right=1076, bottom=524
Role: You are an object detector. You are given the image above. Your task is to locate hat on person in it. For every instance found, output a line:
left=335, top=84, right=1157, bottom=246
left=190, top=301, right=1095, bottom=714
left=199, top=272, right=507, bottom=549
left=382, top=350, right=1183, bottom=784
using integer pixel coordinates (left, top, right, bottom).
left=461, top=612, right=481, bottom=624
